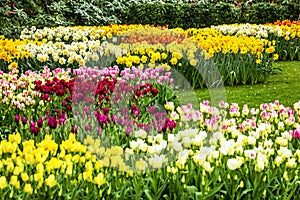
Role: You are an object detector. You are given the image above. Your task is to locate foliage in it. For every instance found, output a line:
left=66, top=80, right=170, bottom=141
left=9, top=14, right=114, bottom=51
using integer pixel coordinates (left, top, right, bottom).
left=1, top=0, right=300, bottom=37
left=119, top=2, right=300, bottom=29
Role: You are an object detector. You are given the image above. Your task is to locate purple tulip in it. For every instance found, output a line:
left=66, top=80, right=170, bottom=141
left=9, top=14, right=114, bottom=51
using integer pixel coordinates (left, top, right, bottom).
left=37, top=118, right=43, bottom=128
left=83, top=106, right=90, bottom=114
left=144, top=124, right=151, bottom=132
left=47, top=116, right=57, bottom=129
left=121, top=108, right=128, bottom=115
left=126, top=127, right=132, bottom=135
left=102, top=107, right=110, bottom=115
left=15, top=115, right=20, bottom=123
left=30, top=121, right=36, bottom=127
left=30, top=122, right=39, bottom=135
left=148, top=106, right=156, bottom=114
left=85, top=125, right=92, bottom=132
left=71, top=125, right=78, bottom=134
left=22, top=116, right=27, bottom=125
left=95, top=112, right=108, bottom=125
left=58, top=114, right=66, bottom=124
left=97, top=127, right=102, bottom=135
left=162, top=118, right=176, bottom=132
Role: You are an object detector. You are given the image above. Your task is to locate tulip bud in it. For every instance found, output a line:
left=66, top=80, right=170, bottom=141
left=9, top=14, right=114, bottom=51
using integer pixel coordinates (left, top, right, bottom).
left=37, top=118, right=43, bottom=128
left=181, top=175, right=185, bottom=183
left=239, top=181, right=244, bottom=188
left=22, top=116, right=27, bottom=125
left=227, top=174, right=231, bottom=180
left=15, top=115, right=20, bottom=122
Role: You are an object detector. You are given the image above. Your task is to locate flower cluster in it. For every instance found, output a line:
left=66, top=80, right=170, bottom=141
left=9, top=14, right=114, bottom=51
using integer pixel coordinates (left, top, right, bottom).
left=0, top=133, right=106, bottom=198
left=211, top=22, right=300, bottom=61
left=19, top=24, right=169, bottom=43
left=0, top=36, right=37, bottom=64
left=188, top=27, right=276, bottom=58
left=2, top=72, right=300, bottom=198
left=273, top=20, right=300, bottom=27
left=72, top=65, right=179, bottom=142
left=0, top=23, right=281, bottom=87
left=119, top=26, right=188, bottom=45
left=20, top=40, right=124, bottom=68
left=0, top=23, right=283, bottom=88
left=211, top=23, right=280, bottom=38
left=76, top=99, right=300, bottom=198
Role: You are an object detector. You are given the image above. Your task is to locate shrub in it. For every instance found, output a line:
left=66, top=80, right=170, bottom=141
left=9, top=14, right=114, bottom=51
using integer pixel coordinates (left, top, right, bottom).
left=1, top=1, right=300, bottom=37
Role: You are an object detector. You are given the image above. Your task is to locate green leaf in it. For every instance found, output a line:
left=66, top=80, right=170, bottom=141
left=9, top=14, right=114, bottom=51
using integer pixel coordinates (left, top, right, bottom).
left=237, top=188, right=253, bottom=200
left=287, top=182, right=299, bottom=200
left=195, top=192, right=202, bottom=200
left=145, top=189, right=154, bottom=200
left=186, top=185, right=199, bottom=194
left=205, top=183, right=225, bottom=199
left=163, top=194, right=170, bottom=200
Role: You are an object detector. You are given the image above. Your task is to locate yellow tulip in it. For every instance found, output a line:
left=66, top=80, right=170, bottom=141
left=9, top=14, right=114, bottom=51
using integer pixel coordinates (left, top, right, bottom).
left=23, top=183, right=33, bottom=194
left=94, top=173, right=106, bottom=186
left=10, top=175, right=20, bottom=188
left=45, top=174, right=56, bottom=188
left=21, top=173, right=29, bottom=182
left=0, top=176, right=7, bottom=189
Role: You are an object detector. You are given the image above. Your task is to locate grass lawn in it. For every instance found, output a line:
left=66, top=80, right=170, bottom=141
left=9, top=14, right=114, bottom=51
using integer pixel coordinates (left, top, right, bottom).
left=176, top=61, right=300, bottom=109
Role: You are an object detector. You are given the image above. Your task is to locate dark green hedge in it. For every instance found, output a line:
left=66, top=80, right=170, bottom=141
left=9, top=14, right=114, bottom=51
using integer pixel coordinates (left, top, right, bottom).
left=120, top=2, right=300, bottom=29
left=0, top=1, right=299, bottom=37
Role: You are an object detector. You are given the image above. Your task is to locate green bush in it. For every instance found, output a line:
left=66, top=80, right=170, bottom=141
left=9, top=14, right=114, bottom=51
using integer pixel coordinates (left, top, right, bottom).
left=121, top=2, right=299, bottom=29
left=0, top=0, right=299, bottom=37
left=240, top=2, right=299, bottom=24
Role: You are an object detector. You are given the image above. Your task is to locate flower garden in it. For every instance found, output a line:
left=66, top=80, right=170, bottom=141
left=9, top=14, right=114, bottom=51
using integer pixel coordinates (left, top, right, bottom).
left=1, top=0, right=300, bottom=199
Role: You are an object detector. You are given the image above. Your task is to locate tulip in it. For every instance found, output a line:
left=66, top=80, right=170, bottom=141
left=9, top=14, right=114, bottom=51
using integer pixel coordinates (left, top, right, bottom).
left=30, top=122, right=39, bottom=135
left=85, top=126, right=92, bottom=132
left=293, top=128, right=300, bottom=139
left=22, top=116, right=27, bottom=125
left=37, top=118, right=43, bottom=128
left=71, top=125, right=78, bottom=134
left=47, top=116, right=57, bottom=129
left=15, top=115, right=20, bottom=123
left=148, top=106, right=156, bottom=114
left=151, top=88, right=158, bottom=96
left=97, top=127, right=102, bottom=135
left=67, top=105, right=72, bottom=111
left=126, top=127, right=132, bottom=135
left=95, top=112, right=108, bottom=125
left=102, top=107, right=110, bottom=115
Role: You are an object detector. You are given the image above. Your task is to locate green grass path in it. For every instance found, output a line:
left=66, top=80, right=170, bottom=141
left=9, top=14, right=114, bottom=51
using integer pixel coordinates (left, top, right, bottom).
left=176, top=61, right=300, bottom=108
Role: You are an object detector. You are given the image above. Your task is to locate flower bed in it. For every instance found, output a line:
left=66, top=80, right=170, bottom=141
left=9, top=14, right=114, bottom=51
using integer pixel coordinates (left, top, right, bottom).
left=0, top=66, right=179, bottom=141
left=1, top=65, right=300, bottom=199
left=212, top=20, right=300, bottom=61
left=1, top=24, right=280, bottom=88
left=1, top=22, right=300, bottom=199
left=1, top=98, right=300, bottom=198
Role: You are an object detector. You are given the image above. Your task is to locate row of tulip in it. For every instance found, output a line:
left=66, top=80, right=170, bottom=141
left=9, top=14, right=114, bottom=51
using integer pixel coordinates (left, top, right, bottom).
left=212, top=20, right=300, bottom=61
left=0, top=65, right=179, bottom=143
left=0, top=22, right=287, bottom=87
left=1, top=65, right=300, bottom=198
left=1, top=61, right=300, bottom=198
left=1, top=97, right=300, bottom=198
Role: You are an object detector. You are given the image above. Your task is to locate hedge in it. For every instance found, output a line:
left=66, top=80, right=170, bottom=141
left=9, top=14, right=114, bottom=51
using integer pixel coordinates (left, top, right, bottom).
left=0, top=1, right=299, bottom=37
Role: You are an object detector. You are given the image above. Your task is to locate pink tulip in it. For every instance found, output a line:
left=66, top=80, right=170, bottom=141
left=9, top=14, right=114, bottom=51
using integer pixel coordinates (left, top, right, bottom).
left=293, top=128, right=300, bottom=139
